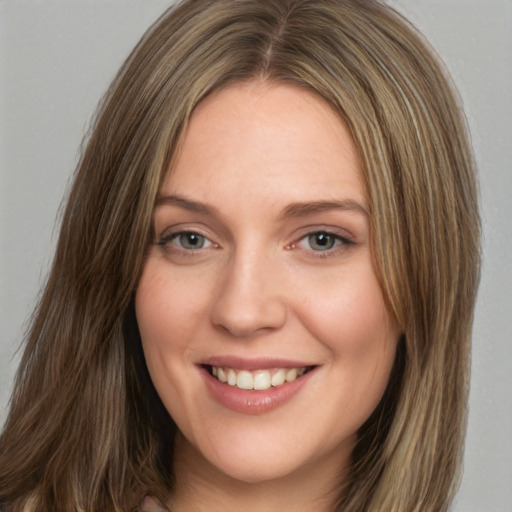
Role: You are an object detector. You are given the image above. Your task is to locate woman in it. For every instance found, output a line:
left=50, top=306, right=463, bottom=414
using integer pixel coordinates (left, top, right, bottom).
left=0, top=0, right=480, bottom=511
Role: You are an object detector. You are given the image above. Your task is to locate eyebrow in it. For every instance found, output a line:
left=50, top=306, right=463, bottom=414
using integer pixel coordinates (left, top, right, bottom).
left=279, top=199, right=368, bottom=219
left=156, top=194, right=368, bottom=219
left=156, top=194, right=215, bottom=214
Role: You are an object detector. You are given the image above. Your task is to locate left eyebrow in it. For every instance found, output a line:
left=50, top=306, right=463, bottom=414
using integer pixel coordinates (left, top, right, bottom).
left=279, top=199, right=369, bottom=220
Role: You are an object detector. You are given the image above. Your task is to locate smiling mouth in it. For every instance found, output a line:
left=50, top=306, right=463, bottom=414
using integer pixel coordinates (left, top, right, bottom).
left=204, top=365, right=315, bottom=391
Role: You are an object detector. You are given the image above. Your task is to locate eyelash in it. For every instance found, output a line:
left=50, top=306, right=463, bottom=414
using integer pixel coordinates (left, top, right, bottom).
left=289, top=231, right=354, bottom=258
left=157, top=230, right=215, bottom=252
left=157, top=228, right=354, bottom=259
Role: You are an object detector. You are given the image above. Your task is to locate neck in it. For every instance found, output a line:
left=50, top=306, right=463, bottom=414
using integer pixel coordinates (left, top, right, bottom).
left=169, top=433, right=350, bottom=512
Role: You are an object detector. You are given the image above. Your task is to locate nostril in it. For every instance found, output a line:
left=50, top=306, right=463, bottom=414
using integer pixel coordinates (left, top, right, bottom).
left=209, top=272, right=288, bottom=338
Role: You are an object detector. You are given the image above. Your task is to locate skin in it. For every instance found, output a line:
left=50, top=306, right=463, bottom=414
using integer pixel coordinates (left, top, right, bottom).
left=135, top=81, right=400, bottom=512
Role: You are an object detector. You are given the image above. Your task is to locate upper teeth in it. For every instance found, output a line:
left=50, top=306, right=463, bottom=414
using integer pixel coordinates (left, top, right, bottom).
left=211, top=366, right=307, bottom=390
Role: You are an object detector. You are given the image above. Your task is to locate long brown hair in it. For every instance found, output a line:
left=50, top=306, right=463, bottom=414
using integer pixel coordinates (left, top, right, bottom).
left=0, top=1, right=480, bottom=510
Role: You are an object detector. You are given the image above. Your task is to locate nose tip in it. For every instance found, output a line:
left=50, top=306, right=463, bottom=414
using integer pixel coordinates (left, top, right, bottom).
left=210, top=262, right=287, bottom=338
left=213, top=302, right=286, bottom=338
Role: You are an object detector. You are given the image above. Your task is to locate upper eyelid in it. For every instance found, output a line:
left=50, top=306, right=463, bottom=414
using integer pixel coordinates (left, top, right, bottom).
left=154, top=218, right=229, bottom=244
left=300, top=232, right=350, bottom=242
left=296, top=232, right=352, bottom=247
left=293, top=225, right=355, bottom=242
left=157, top=224, right=213, bottom=240
left=159, top=230, right=212, bottom=243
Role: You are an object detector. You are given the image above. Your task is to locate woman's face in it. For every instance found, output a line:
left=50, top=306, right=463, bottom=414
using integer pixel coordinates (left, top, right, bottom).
left=136, top=82, right=399, bottom=484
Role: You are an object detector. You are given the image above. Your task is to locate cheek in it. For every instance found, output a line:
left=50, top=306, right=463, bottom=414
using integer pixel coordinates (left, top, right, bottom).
left=135, top=262, right=209, bottom=426
left=135, top=260, right=212, bottom=353
left=296, top=264, right=399, bottom=398
left=135, top=263, right=197, bottom=398
left=299, top=265, right=395, bottom=347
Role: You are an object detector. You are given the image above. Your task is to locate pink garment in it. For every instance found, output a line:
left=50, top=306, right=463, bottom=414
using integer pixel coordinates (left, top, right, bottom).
left=139, top=494, right=171, bottom=512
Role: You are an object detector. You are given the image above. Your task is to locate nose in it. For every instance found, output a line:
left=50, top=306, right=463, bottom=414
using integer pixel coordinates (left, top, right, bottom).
left=210, top=251, right=288, bottom=338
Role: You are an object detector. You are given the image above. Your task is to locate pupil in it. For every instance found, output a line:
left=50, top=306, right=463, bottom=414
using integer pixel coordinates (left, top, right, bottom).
left=316, top=233, right=329, bottom=246
left=310, top=232, right=334, bottom=250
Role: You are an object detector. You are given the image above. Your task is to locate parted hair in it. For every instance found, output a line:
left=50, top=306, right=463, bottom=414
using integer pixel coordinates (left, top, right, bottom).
left=0, top=1, right=480, bottom=510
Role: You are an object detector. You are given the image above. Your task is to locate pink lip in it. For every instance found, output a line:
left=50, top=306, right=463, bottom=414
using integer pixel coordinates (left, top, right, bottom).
left=199, top=364, right=317, bottom=415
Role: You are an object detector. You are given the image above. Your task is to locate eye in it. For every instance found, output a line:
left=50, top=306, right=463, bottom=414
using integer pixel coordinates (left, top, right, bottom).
left=158, top=231, right=213, bottom=250
left=290, top=230, right=354, bottom=257
left=304, top=232, right=339, bottom=251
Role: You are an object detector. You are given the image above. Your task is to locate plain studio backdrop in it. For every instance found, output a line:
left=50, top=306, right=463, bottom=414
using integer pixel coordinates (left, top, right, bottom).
left=0, top=1, right=511, bottom=510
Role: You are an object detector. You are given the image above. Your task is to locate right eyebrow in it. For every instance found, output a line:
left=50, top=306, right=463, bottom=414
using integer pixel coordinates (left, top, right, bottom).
left=155, top=194, right=215, bottom=215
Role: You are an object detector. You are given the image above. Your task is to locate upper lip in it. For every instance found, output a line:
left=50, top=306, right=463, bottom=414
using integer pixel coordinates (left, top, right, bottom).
left=200, top=356, right=316, bottom=371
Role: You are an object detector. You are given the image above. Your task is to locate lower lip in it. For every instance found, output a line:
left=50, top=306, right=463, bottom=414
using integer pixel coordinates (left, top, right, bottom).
left=201, top=367, right=316, bottom=415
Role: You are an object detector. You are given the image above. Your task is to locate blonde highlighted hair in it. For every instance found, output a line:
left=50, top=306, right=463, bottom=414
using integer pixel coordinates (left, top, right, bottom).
left=0, top=1, right=480, bottom=510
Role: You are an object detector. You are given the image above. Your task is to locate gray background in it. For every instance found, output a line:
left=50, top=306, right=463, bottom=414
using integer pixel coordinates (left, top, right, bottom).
left=1, top=1, right=511, bottom=510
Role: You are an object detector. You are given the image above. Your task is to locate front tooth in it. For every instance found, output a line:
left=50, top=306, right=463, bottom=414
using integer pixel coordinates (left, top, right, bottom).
left=253, top=370, right=271, bottom=390
left=271, top=369, right=286, bottom=387
left=227, top=369, right=237, bottom=386
left=237, top=370, right=253, bottom=390
left=285, top=368, right=298, bottom=382
left=215, top=367, right=305, bottom=388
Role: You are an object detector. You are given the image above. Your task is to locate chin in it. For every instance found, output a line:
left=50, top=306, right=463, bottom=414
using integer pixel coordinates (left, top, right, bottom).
left=210, top=456, right=308, bottom=485
left=184, top=422, right=353, bottom=487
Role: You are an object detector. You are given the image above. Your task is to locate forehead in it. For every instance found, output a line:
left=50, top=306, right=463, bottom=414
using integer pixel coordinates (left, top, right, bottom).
left=162, top=81, right=366, bottom=209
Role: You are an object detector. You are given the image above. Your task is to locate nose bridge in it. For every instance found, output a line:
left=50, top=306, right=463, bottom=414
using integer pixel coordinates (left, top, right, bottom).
left=210, top=243, right=287, bottom=337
